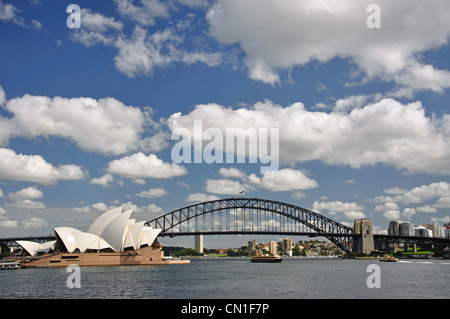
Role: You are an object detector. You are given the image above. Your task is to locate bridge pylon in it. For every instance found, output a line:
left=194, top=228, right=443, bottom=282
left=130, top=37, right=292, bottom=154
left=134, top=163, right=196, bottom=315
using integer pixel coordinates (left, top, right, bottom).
left=353, top=218, right=374, bottom=254
left=195, top=234, right=204, bottom=254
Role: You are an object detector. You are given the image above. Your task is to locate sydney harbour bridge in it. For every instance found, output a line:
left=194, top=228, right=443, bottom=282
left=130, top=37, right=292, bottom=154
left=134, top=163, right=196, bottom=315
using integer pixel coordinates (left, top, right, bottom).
left=2, top=198, right=450, bottom=254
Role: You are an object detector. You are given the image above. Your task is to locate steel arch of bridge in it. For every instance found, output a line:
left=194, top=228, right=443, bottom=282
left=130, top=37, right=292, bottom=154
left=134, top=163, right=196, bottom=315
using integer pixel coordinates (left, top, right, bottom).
left=145, top=197, right=355, bottom=253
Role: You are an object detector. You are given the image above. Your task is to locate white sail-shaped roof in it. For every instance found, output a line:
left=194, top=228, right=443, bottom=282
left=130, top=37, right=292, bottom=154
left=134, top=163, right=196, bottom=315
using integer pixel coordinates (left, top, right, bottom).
left=87, top=207, right=122, bottom=236
left=100, top=209, right=132, bottom=252
left=53, top=207, right=161, bottom=253
left=16, top=240, right=41, bottom=256
left=124, top=221, right=145, bottom=250
left=37, top=240, right=57, bottom=254
left=73, top=231, right=105, bottom=253
left=139, top=227, right=161, bottom=247
left=54, top=227, right=83, bottom=253
left=16, top=240, right=56, bottom=256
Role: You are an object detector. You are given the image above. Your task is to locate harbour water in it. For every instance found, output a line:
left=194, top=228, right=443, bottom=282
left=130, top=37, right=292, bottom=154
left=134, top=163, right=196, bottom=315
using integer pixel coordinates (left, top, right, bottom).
left=1, top=257, right=449, bottom=299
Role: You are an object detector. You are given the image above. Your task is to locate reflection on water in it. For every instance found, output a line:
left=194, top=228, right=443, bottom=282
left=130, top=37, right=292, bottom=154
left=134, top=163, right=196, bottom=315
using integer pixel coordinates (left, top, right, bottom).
left=1, top=257, right=449, bottom=299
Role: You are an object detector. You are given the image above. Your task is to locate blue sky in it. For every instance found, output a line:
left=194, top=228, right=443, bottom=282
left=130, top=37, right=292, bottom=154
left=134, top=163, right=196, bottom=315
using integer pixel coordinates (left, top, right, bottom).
left=1, top=0, right=450, bottom=248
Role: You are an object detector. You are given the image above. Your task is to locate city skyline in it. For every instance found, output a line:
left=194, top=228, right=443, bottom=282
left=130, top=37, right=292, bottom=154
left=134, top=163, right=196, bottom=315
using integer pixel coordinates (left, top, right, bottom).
left=1, top=1, right=450, bottom=249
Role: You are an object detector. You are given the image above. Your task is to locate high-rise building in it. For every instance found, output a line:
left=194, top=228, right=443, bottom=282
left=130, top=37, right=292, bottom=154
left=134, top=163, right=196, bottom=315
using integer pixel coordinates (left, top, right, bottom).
left=388, top=221, right=401, bottom=236
left=399, top=222, right=415, bottom=236
left=268, top=241, right=278, bottom=255
left=283, top=238, right=293, bottom=251
left=414, top=226, right=433, bottom=237
left=432, top=223, right=445, bottom=238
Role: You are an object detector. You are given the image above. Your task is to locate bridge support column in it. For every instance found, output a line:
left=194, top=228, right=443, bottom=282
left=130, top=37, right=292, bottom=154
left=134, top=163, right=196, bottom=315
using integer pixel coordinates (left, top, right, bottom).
left=353, top=218, right=374, bottom=254
left=195, top=234, right=204, bottom=254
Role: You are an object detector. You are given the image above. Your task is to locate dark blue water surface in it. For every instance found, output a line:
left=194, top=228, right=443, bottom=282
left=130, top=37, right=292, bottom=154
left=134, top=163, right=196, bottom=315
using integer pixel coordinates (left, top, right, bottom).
left=1, top=257, right=449, bottom=299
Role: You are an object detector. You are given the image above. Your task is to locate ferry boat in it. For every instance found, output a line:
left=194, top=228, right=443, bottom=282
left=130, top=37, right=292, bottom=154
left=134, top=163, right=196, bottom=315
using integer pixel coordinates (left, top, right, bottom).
left=250, top=255, right=283, bottom=263
left=0, top=261, right=20, bottom=270
left=379, top=254, right=398, bottom=262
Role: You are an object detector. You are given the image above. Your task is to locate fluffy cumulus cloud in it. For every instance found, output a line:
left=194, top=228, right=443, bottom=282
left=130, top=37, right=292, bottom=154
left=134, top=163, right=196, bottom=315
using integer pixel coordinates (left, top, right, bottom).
left=250, top=168, right=319, bottom=192
left=0, top=92, right=150, bottom=155
left=168, top=98, right=450, bottom=175
left=207, top=0, right=450, bottom=96
left=0, top=148, right=85, bottom=185
left=136, top=187, right=168, bottom=198
left=204, top=167, right=318, bottom=195
left=205, top=178, right=246, bottom=195
left=106, top=152, right=188, bottom=180
left=312, top=200, right=366, bottom=220
left=372, top=181, right=450, bottom=221
left=185, top=192, right=220, bottom=203
left=8, top=186, right=43, bottom=201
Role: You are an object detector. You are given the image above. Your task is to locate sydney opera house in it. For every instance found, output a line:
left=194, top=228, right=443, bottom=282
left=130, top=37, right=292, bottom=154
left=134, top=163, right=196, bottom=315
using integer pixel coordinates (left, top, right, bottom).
left=17, top=207, right=189, bottom=267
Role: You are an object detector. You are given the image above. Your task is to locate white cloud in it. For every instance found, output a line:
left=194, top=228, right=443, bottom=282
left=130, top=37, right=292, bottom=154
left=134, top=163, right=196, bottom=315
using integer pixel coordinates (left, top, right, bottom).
left=375, top=201, right=399, bottom=212
left=22, top=217, right=47, bottom=229
left=115, top=0, right=170, bottom=26
left=372, top=181, right=450, bottom=221
left=0, top=219, right=18, bottom=228
left=312, top=200, right=366, bottom=220
left=139, top=131, right=170, bottom=153
left=383, top=210, right=400, bottom=221
left=7, top=199, right=45, bottom=210
left=0, top=148, right=85, bottom=185
left=114, top=25, right=222, bottom=77
left=8, top=186, right=43, bottom=201
left=250, top=168, right=319, bottom=192
left=90, top=174, right=115, bottom=187
left=218, top=167, right=247, bottom=180
left=0, top=1, right=17, bottom=22
left=106, top=152, right=188, bottom=179
left=384, top=186, right=408, bottom=195
left=434, top=197, right=450, bottom=209
left=206, top=178, right=246, bottom=195
left=175, top=0, right=209, bottom=8
left=114, top=26, right=175, bottom=76
left=185, top=193, right=220, bottom=203
left=1, top=93, right=151, bottom=155
left=430, top=216, right=450, bottom=224
left=144, top=203, right=164, bottom=215
left=343, top=211, right=367, bottom=220
left=81, top=8, right=123, bottom=32
left=206, top=167, right=318, bottom=194
left=207, top=0, right=450, bottom=95
left=393, top=182, right=450, bottom=204
left=416, top=205, right=437, bottom=214
left=0, top=85, right=5, bottom=106
left=91, top=202, right=110, bottom=212
left=68, top=4, right=223, bottom=78
left=168, top=98, right=450, bottom=175
left=313, top=200, right=364, bottom=214
left=0, top=0, right=41, bottom=28
left=136, top=187, right=167, bottom=198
